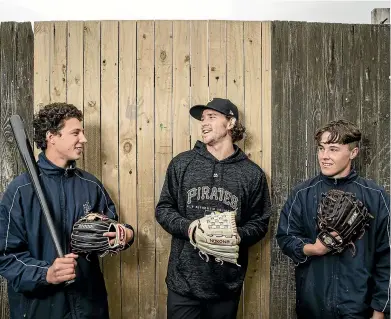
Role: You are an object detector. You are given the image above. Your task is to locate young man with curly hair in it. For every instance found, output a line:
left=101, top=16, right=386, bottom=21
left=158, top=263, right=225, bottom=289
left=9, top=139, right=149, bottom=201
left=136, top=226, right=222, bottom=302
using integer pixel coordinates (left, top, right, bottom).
left=0, top=103, right=134, bottom=318
left=155, top=98, right=272, bottom=319
left=276, top=119, right=390, bottom=319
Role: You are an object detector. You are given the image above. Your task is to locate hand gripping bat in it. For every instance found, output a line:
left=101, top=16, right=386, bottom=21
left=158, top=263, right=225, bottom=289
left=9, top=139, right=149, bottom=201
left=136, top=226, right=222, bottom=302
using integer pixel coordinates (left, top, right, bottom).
left=10, top=114, right=74, bottom=285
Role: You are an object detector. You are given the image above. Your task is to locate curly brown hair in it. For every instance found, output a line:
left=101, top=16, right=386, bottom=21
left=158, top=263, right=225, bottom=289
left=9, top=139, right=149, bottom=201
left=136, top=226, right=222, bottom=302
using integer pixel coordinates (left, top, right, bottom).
left=314, top=119, right=361, bottom=149
left=227, top=116, right=246, bottom=143
left=33, top=102, right=83, bottom=150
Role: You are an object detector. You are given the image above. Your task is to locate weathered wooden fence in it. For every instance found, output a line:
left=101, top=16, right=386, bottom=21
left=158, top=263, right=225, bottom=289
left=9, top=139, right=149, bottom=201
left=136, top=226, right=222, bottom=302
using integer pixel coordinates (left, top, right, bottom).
left=270, top=22, right=390, bottom=319
left=0, top=20, right=389, bottom=319
left=0, top=22, right=34, bottom=319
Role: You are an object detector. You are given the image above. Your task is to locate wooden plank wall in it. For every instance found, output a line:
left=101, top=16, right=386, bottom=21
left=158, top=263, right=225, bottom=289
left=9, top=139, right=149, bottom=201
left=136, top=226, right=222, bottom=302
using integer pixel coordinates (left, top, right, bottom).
left=0, top=22, right=34, bottom=319
left=0, top=20, right=388, bottom=319
left=33, top=20, right=272, bottom=319
left=270, top=21, right=390, bottom=319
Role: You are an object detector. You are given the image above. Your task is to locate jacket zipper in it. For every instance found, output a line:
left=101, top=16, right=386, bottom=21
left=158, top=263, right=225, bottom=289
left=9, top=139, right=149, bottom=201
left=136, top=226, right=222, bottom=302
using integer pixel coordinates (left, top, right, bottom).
left=61, top=172, right=78, bottom=319
left=332, top=255, right=340, bottom=317
left=60, top=175, right=67, bottom=253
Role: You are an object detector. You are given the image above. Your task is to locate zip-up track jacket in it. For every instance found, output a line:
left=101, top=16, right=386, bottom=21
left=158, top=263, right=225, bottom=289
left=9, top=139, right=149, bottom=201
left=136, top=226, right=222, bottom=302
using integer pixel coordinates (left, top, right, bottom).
left=276, top=170, right=390, bottom=319
left=0, top=152, right=127, bottom=319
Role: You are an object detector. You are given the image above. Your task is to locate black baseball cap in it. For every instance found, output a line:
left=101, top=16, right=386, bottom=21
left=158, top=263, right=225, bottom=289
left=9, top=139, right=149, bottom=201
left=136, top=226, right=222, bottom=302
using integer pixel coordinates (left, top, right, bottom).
left=189, top=98, right=239, bottom=121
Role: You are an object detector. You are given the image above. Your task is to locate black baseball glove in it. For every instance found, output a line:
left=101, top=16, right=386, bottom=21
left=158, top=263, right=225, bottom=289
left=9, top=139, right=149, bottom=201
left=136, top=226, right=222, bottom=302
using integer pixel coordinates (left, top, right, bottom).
left=70, top=212, right=127, bottom=257
left=317, top=189, right=373, bottom=256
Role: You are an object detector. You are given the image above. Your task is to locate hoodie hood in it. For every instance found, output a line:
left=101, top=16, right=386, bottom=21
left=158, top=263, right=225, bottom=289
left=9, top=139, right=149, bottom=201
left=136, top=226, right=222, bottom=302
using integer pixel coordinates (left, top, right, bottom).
left=192, top=140, right=249, bottom=189
left=193, top=140, right=248, bottom=164
left=37, top=151, right=77, bottom=177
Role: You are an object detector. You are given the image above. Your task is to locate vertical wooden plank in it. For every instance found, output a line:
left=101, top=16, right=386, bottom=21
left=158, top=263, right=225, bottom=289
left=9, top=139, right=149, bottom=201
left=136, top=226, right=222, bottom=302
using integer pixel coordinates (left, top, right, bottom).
left=16, top=23, right=34, bottom=144
left=100, top=20, right=120, bottom=319
left=0, top=22, right=17, bottom=190
left=0, top=22, right=16, bottom=319
left=14, top=24, right=34, bottom=317
left=226, top=21, right=245, bottom=318
left=243, top=21, right=262, bottom=318
left=67, top=21, right=84, bottom=169
left=270, top=21, right=296, bottom=319
left=209, top=20, right=226, bottom=99
left=284, top=21, right=309, bottom=319
left=190, top=21, right=208, bottom=146
left=0, top=274, right=8, bottom=319
left=260, top=21, right=272, bottom=319
left=371, top=8, right=390, bottom=24
left=172, top=21, right=190, bottom=156
left=356, top=25, right=378, bottom=180
left=137, top=20, right=156, bottom=319
left=226, top=21, right=245, bottom=151
left=50, top=22, right=67, bottom=103
left=340, top=24, right=362, bottom=174
left=82, top=21, right=103, bottom=292
left=119, top=20, right=138, bottom=319
left=376, top=25, right=390, bottom=192
left=34, top=22, right=51, bottom=158
left=83, top=21, right=101, bottom=178
left=155, top=20, right=173, bottom=319
left=286, top=22, right=308, bottom=319
left=340, top=24, right=361, bottom=123
left=323, top=24, right=344, bottom=123
left=287, top=22, right=307, bottom=185
left=307, top=23, right=325, bottom=176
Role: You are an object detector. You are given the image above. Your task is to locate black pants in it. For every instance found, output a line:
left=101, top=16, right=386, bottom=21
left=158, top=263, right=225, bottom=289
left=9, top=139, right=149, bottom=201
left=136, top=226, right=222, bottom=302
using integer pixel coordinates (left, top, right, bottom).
left=167, top=289, right=240, bottom=319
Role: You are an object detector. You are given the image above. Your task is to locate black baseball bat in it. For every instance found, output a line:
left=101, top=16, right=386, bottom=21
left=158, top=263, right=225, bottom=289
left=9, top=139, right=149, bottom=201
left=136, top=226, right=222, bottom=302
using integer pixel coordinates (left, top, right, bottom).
left=10, top=114, right=74, bottom=285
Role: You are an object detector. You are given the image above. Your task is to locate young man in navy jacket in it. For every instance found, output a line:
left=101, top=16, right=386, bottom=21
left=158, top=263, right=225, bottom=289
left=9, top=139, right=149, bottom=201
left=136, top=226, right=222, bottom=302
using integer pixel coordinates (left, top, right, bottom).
left=276, top=120, right=390, bottom=319
left=156, top=98, right=272, bottom=319
left=0, top=103, right=135, bottom=318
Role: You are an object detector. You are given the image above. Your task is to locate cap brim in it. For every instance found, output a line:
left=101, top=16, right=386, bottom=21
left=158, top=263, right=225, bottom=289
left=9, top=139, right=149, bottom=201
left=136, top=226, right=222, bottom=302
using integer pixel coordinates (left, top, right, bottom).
left=189, top=105, right=207, bottom=121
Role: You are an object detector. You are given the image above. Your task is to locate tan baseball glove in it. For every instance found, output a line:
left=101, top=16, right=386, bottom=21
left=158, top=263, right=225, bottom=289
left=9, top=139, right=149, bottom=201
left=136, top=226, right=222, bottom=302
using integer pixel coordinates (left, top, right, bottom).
left=188, top=210, right=241, bottom=266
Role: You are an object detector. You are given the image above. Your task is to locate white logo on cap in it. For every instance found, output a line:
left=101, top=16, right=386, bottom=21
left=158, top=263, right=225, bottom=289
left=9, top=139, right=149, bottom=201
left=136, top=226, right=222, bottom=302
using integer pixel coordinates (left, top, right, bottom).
left=229, top=110, right=234, bottom=115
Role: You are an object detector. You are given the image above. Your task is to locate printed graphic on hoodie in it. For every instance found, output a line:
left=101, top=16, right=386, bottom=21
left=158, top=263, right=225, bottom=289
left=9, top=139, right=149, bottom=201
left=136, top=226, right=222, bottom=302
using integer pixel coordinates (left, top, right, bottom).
left=187, top=186, right=239, bottom=212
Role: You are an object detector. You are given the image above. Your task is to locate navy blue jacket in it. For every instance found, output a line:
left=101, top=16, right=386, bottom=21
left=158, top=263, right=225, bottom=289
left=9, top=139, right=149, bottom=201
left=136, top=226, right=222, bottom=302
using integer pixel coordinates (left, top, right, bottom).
left=0, top=152, right=124, bottom=319
left=276, top=170, right=390, bottom=319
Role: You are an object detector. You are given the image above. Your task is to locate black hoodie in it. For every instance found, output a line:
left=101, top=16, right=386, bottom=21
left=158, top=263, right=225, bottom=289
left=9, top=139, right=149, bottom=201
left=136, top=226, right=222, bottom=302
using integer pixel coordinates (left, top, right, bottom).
left=155, top=141, right=271, bottom=300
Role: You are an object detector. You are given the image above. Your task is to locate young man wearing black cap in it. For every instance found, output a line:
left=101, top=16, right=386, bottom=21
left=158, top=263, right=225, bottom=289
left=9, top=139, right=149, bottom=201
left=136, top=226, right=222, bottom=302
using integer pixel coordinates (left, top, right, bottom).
left=155, top=98, right=272, bottom=319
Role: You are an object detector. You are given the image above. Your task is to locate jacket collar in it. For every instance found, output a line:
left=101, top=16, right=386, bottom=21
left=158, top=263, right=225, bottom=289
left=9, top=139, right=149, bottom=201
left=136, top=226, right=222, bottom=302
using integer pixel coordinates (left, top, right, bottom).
left=37, top=152, right=76, bottom=177
left=320, top=169, right=358, bottom=186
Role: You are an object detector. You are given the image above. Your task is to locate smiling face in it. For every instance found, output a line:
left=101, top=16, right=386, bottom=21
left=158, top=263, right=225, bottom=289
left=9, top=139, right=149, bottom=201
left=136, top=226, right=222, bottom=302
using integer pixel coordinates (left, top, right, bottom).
left=200, top=109, right=235, bottom=146
left=47, top=117, right=87, bottom=164
left=317, top=131, right=358, bottom=178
